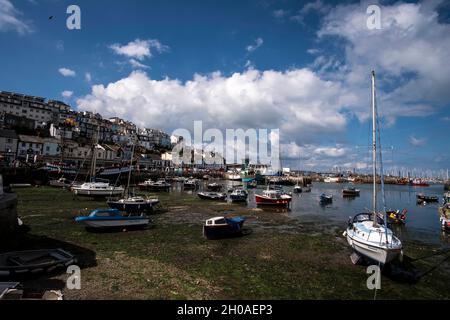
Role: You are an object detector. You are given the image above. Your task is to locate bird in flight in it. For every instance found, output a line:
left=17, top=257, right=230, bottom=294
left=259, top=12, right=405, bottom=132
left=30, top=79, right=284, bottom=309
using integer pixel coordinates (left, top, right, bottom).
left=49, top=16, right=54, bottom=20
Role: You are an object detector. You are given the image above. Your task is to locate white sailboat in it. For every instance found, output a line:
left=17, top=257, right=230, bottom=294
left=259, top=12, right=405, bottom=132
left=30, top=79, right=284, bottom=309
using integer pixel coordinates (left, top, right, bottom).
left=344, top=71, right=403, bottom=265
left=72, top=129, right=124, bottom=197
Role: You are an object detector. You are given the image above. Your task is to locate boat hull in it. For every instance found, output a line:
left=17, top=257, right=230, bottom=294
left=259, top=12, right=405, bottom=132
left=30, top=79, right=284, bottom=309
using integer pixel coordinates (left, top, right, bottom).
left=81, top=218, right=149, bottom=229
left=198, top=193, right=227, bottom=201
left=346, top=232, right=401, bottom=265
left=72, top=188, right=124, bottom=197
left=255, top=195, right=291, bottom=207
left=203, top=223, right=244, bottom=240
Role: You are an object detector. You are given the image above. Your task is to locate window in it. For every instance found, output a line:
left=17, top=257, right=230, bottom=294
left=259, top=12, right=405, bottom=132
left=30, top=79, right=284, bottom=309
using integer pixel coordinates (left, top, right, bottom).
left=46, top=146, right=50, bottom=151
left=22, top=142, right=26, bottom=147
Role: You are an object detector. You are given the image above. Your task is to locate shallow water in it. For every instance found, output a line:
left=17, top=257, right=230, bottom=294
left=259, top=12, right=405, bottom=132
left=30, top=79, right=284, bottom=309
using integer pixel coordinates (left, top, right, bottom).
left=193, top=180, right=449, bottom=246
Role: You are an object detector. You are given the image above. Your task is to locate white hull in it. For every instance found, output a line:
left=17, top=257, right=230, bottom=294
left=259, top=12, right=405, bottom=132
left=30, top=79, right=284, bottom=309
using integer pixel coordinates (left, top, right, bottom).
left=73, top=188, right=124, bottom=196
left=346, top=231, right=401, bottom=264
left=84, top=218, right=149, bottom=228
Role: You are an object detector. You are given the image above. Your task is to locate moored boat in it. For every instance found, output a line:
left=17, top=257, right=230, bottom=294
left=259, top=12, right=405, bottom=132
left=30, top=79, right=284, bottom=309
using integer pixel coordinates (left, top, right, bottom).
left=319, top=193, right=333, bottom=203
left=255, top=188, right=292, bottom=207
left=416, top=193, right=439, bottom=203
left=183, top=179, right=199, bottom=189
left=206, top=183, right=222, bottom=191
left=409, top=178, right=429, bottom=187
left=344, top=71, right=403, bottom=265
left=385, top=209, right=407, bottom=225
left=345, top=213, right=403, bottom=264
left=72, top=179, right=125, bottom=197
left=107, top=197, right=159, bottom=213
left=342, top=187, right=360, bottom=197
left=138, top=179, right=171, bottom=191
left=203, top=216, right=246, bottom=240
left=197, top=192, right=227, bottom=201
left=75, top=208, right=150, bottom=229
left=293, top=185, right=302, bottom=193
left=230, top=189, right=248, bottom=202
left=0, top=249, right=75, bottom=277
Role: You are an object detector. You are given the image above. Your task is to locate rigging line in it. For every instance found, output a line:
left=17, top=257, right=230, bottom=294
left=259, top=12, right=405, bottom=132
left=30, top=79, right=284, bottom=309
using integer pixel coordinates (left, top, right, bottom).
left=71, top=148, right=91, bottom=188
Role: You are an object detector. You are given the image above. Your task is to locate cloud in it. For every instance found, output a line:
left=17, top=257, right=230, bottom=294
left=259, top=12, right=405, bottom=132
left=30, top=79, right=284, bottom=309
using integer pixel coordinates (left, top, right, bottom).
left=77, top=69, right=350, bottom=146
left=409, top=135, right=427, bottom=147
left=109, top=38, right=169, bottom=61
left=291, top=0, right=331, bottom=23
left=316, top=1, right=450, bottom=122
left=85, top=72, right=92, bottom=83
left=246, top=37, right=264, bottom=53
left=129, top=59, right=150, bottom=69
left=273, top=9, right=289, bottom=19
left=58, top=68, right=76, bottom=77
left=0, top=0, right=33, bottom=34
left=61, top=90, right=74, bottom=98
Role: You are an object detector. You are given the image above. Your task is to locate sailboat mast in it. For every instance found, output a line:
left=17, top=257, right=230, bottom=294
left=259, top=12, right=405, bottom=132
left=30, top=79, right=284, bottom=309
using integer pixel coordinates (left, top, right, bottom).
left=372, top=70, right=377, bottom=226
left=92, top=126, right=100, bottom=178
left=126, top=135, right=136, bottom=196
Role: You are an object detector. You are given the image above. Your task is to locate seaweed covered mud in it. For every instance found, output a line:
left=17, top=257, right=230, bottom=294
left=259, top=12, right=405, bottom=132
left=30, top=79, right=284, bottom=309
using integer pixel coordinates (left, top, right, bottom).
left=5, top=186, right=450, bottom=300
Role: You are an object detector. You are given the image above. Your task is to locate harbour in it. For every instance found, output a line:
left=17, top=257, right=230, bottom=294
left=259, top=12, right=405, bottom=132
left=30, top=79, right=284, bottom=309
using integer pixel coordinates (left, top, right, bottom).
left=1, top=177, right=449, bottom=299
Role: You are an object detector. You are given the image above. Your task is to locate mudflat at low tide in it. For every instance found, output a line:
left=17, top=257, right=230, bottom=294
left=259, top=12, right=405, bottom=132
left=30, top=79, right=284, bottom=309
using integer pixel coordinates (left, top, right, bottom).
left=3, top=185, right=450, bottom=299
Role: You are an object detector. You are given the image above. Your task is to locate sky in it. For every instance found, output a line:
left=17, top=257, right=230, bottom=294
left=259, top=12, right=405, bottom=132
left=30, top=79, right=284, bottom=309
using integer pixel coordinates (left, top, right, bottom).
left=0, top=0, right=449, bottom=176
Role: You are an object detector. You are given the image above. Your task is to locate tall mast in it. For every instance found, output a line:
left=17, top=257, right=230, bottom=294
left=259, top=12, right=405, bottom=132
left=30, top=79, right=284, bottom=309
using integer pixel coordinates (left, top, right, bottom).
left=92, top=126, right=100, bottom=178
left=372, top=70, right=377, bottom=226
left=126, top=135, right=136, bottom=197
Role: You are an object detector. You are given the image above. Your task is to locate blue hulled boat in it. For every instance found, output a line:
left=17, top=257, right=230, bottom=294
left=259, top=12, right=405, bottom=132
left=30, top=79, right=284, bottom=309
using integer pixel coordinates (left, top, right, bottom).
left=75, top=208, right=150, bottom=229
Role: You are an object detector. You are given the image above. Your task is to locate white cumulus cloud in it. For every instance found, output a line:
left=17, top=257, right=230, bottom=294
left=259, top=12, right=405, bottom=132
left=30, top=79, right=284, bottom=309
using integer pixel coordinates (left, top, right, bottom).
left=110, top=38, right=169, bottom=61
left=61, top=90, right=74, bottom=98
left=58, top=68, right=76, bottom=77
left=246, top=37, right=264, bottom=53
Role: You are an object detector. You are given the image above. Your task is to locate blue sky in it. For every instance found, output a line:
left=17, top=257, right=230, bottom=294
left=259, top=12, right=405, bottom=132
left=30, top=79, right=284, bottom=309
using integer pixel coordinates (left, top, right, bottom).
left=0, top=0, right=449, bottom=175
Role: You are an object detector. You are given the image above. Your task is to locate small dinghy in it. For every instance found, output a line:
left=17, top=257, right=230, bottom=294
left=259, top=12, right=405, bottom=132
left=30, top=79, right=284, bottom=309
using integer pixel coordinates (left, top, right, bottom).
left=230, top=189, right=248, bottom=202
left=342, top=187, right=360, bottom=197
left=386, top=209, right=407, bottom=225
left=293, top=185, right=302, bottom=193
left=75, top=208, right=150, bottom=230
left=319, top=193, right=333, bottom=203
left=416, top=194, right=439, bottom=203
left=184, top=179, right=199, bottom=189
left=138, top=179, right=171, bottom=191
left=207, top=183, right=222, bottom=191
left=203, top=216, right=246, bottom=240
left=197, top=192, right=227, bottom=201
left=0, top=249, right=75, bottom=277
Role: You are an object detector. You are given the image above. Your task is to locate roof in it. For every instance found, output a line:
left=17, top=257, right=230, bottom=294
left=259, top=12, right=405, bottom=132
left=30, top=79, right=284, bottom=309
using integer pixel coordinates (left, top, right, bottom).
left=0, top=129, right=18, bottom=139
left=18, top=135, right=44, bottom=144
left=42, top=137, right=60, bottom=144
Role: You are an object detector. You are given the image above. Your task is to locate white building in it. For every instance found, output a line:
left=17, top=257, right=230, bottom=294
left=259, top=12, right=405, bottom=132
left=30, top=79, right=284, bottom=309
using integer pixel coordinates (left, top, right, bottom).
left=42, top=138, right=61, bottom=156
left=0, top=92, right=53, bottom=128
left=17, top=135, right=43, bottom=158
